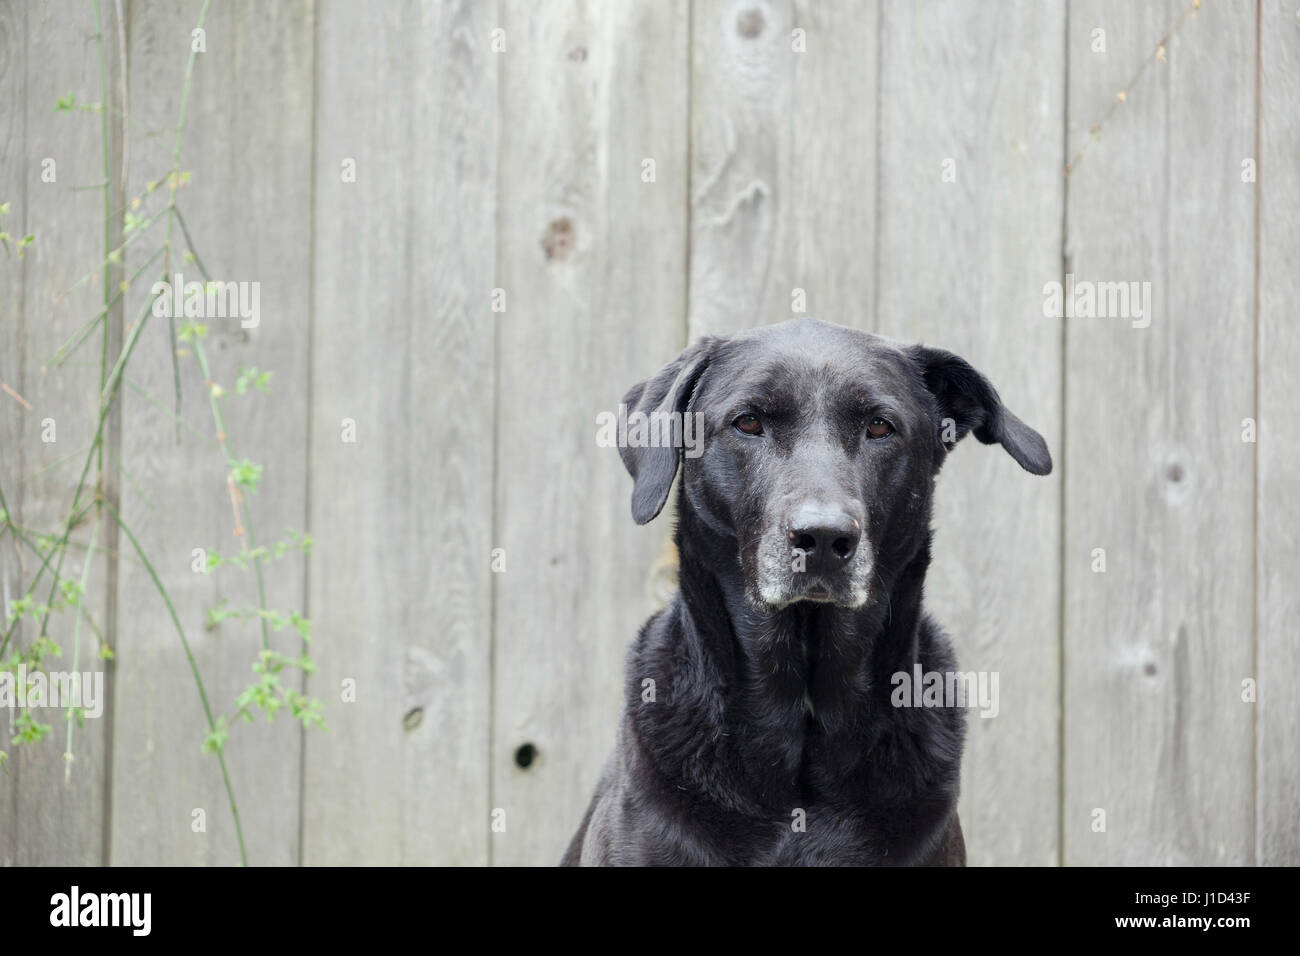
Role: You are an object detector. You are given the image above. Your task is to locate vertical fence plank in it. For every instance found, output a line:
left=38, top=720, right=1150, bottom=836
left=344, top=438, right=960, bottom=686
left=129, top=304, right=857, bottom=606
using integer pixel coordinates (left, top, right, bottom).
left=491, top=0, right=689, bottom=865
left=875, top=0, right=1065, bottom=866
left=1064, top=0, right=1256, bottom=865
left=110, top=0, right=314, bottom=865
left=1258, top=0, right=1299, bottom=867
left=2, top=0, right=123, bottom=865
left=301, top=0, right=497, bottom=865
left=691, top=0, right=878, bottom=334
left=690, top=0, right=790, bottom=337
left=690, top=0, right=877, bottom=335
left=0, top=0, right=27, bottom=866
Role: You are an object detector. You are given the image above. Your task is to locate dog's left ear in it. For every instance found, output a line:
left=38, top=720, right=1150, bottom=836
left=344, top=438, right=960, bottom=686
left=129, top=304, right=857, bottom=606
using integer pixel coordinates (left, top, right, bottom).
left=907, top=344, right=1052, bottom=476
left=618, top=336, right=720, bottom=524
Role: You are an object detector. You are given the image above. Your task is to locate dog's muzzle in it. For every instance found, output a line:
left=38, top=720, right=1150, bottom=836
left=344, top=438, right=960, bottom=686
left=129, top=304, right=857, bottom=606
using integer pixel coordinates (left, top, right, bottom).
left=753, top=500, right=872, bottom=609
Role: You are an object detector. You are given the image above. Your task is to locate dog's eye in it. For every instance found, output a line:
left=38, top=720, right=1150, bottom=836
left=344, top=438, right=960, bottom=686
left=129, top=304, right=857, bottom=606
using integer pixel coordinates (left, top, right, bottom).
left=867, top=417, right=894, bottom=439
left=733, top=414, right=764, bottom=436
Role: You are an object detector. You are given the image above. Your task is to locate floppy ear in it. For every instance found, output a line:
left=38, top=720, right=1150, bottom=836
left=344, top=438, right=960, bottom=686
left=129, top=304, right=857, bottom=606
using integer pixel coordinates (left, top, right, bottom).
left=618, top=336, right=719, bottom=524
left=907, top=344, right=1052, bottom=476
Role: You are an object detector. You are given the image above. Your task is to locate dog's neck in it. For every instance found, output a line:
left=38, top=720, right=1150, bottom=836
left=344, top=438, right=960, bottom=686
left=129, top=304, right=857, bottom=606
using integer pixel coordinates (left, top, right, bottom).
left=673, top=499, right=933, bottom=734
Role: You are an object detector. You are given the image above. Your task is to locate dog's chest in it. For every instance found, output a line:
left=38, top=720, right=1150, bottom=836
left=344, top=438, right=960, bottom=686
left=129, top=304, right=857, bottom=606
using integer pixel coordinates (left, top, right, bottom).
left=751, top=797, right=948, bottom=866
left=664, top=732, right=961, bottom=866
left=752, top=812, right=887, bottom=866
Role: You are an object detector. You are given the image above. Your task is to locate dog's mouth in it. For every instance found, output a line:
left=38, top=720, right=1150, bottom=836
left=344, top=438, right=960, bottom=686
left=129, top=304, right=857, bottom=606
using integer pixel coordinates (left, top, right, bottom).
left=752, top=570, right=871, bottom=611
left=797, top=581, right=835, bottom=603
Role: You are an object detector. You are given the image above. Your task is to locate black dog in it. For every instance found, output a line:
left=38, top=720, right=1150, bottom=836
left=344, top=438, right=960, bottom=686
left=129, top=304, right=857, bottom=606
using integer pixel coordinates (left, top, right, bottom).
left=563, top=318, right=1051, bottom=866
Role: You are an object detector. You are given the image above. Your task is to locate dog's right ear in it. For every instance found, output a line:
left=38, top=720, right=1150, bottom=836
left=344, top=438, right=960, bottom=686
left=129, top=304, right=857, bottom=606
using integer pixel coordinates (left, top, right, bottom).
left=906, top=343, right=1052, bottom=476
left=617, top=336, right=719, bottom=525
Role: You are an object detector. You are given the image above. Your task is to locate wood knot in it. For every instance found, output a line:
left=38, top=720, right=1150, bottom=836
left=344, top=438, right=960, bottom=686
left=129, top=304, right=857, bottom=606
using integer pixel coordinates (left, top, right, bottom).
left=542, top=217, right=575, bottom=260
left=514, top=742, right=538, bottom=768
left=736, top=8, right=765, bottom=38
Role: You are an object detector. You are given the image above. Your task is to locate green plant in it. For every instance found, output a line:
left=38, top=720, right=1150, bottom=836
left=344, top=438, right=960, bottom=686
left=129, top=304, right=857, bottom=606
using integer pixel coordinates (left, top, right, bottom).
left=0, top=202, right=35, bottom=258
left=0, top=0, right=323, bottom=864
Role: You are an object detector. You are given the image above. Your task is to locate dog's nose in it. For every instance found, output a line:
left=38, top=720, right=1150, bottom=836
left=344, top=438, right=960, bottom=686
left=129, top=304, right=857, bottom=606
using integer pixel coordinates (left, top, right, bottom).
left=788, top=503, right=860, bottom=572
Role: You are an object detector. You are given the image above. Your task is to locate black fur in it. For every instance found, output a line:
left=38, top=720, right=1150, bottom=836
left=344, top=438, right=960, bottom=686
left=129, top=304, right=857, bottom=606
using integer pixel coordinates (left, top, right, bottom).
left=563, top=318, right=1050, bottom=866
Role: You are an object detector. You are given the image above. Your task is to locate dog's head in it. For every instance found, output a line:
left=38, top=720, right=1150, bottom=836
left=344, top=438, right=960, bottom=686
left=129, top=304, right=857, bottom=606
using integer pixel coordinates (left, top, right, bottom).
left=617, top=318, right=1051, bottom=611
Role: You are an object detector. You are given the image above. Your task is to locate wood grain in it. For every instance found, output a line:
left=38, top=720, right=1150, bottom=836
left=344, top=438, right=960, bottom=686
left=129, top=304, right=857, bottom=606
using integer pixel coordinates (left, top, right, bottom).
left=0, top=0, right=26, bottom=867
left=691, top=0, right=870, bottom=335
left=1257, top=0, right=1299, bottom=867
left=300, top=0, right=497, bottom=865
left=2, top=0, right=123, bottom=866
left=1063, top=0, right=1256, bottom=865
left=491, top=0, right=689, bottom=865
left=875, top=0, right=1065, bottom=866
left=110, top=0, right=313, bottom=865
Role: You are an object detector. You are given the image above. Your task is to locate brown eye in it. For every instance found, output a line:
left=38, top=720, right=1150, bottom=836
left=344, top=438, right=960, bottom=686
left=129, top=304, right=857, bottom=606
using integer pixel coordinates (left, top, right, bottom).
left=867, top=417, right=894, bottom=439
left=733, top=414, right=764, bottom=436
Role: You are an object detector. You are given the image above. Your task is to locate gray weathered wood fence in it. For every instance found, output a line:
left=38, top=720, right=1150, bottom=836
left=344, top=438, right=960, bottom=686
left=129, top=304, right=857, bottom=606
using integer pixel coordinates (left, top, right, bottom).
left=0, top=0, right=1296, bottom=865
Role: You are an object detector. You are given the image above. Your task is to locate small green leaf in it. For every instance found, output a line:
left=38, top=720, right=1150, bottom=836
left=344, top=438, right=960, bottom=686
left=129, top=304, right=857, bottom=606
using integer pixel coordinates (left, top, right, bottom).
left=229, top=459, right=264, bottom=495
left=12, top=711, right=53, bottom=746
left=201, top=715, right=230, bottom=755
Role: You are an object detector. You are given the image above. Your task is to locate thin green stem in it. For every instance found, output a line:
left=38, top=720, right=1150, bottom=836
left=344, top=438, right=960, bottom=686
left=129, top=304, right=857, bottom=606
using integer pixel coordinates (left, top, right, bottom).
left=172, top=203, right=209, bottom=278
left=55, top=363, right=215, bottom=445
left=98, top=283, right=164, bottom=406
left=29, top=286, right=162, bottom=657
left=103, top=447, right=154, bottom=513
left=47, top=244, right=164, bottom=370
left=175, top=203, right=273, bottom=651
left=94, top=0, right=112, bottom=489
left=102, top=498, right=247, bottom=865
left=0, top=488, right=96, bottom=659
left=9, top=527, right=118, bottom=582
left=0, top=502, right=106, bottom=648
left=55, top=202, right=170, bottom=302
left=122, top=376, right=213, bottom=445
left=194, top=338, right=270, bottom=652
left=239, top=509, right=272, bottom=653
left=162, top=0, right=213, bottom=437
left=14, top=435, right=155, bottom=515
left=63, top=516, right=101, bottom=783
left=19, top=443, right=96, bottom=487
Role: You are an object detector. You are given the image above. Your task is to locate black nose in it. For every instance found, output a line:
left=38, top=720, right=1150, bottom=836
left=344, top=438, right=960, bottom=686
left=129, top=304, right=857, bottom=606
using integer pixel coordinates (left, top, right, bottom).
left=788, top=502, right=860, bottom=573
